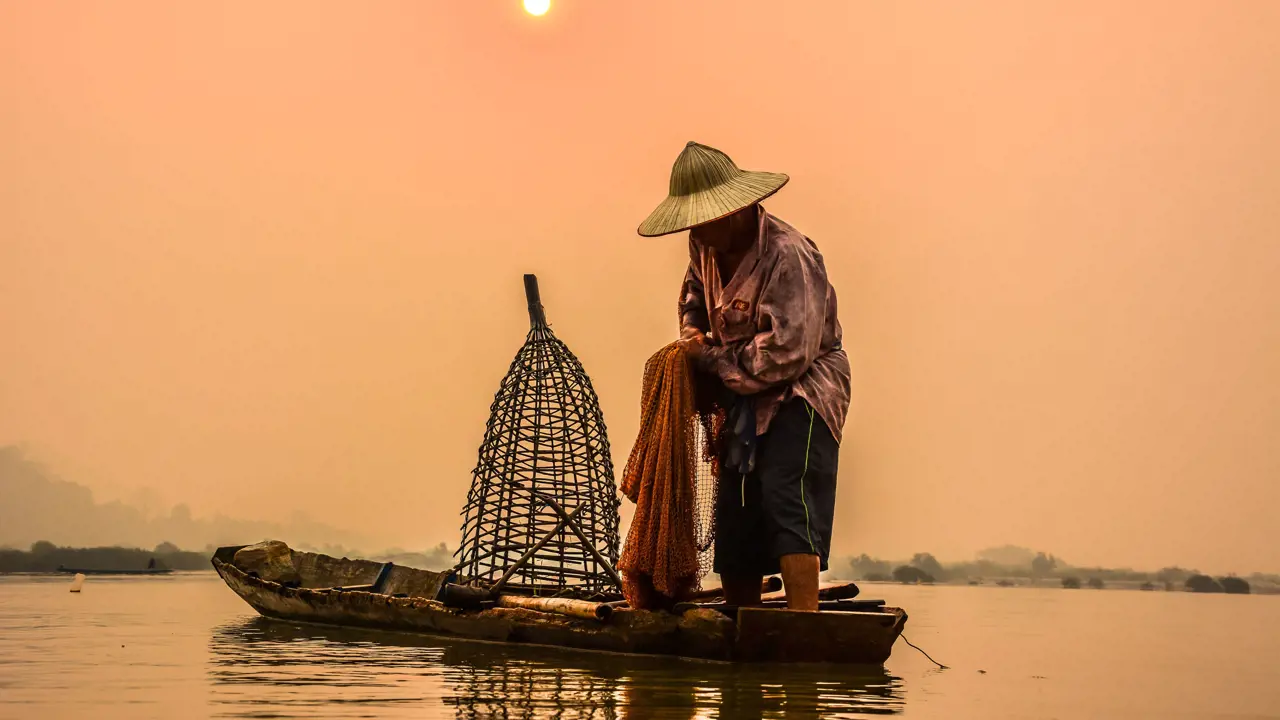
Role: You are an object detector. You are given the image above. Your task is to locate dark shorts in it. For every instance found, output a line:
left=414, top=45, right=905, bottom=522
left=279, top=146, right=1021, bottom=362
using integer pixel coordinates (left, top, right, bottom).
left=713, top=397, right=839, bottom=577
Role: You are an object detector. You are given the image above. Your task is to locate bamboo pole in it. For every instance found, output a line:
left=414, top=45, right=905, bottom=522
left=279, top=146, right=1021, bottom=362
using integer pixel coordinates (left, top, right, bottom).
left=497, top=594, right=613, bottom=621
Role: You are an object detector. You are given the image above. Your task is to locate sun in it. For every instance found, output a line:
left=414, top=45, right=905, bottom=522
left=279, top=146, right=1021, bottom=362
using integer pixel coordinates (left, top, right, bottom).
left=523, top=0, right=550, bottom=16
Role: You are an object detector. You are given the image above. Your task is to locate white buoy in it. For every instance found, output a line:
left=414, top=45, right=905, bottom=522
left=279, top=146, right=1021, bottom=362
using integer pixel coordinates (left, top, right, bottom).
left=69, top=573, right=86, bottom=593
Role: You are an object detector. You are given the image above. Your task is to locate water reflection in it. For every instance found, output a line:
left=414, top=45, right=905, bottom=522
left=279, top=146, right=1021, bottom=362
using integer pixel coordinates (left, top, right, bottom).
left=208, top=617, right=903, bottom=719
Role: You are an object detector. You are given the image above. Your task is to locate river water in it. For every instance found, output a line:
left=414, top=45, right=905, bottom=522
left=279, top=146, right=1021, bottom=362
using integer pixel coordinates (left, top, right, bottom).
left=0, top=573, right=1275, bottom=719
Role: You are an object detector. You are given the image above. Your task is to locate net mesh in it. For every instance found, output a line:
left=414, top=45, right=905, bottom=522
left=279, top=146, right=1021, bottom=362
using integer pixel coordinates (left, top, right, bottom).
left=617, top=342, right=725, bottom=610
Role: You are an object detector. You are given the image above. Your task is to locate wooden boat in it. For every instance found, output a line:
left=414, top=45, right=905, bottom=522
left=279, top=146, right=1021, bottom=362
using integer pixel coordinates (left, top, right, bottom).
left=212, top=541, right=908, bottom=665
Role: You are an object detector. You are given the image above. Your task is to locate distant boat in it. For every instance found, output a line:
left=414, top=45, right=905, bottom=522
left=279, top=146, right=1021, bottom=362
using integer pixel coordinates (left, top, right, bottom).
left=57, top=558, right=172, bottom=575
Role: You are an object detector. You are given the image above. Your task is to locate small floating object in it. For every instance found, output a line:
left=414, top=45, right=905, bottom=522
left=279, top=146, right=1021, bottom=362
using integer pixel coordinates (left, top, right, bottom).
left=69, top=573, right=86, bottom=593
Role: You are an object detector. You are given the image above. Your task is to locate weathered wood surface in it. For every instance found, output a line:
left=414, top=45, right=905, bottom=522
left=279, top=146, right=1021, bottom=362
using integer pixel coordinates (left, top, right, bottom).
left=674, top=599, right=887, bottom=616
left=734, top=607, right=906, bottom=664
left=214, top=558, right=736, bottom=659
left=212, top=546, right=906, bottom=665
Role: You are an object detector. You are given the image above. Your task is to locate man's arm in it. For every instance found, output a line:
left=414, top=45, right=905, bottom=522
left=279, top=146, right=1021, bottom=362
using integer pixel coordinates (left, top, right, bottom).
left=678, top=263, right=710, bottom=338
left=699, top=247, right=826, bottom=395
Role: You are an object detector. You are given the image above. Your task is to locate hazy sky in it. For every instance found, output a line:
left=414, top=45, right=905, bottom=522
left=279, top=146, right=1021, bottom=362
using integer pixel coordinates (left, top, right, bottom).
left=3, top=1, right=1278, bottom=573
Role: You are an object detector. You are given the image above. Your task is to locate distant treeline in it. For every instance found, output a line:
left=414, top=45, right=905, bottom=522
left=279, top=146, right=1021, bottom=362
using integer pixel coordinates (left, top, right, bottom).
left=0, top=540, right=458, bottom=574
left=0, top=541, right=210, bottom=573
left=838, top=546, right=1275, bottom=594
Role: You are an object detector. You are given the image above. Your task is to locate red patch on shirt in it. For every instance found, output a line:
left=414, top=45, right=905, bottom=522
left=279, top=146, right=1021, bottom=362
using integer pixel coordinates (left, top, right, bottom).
left=730, top=299, right=750, bottom=312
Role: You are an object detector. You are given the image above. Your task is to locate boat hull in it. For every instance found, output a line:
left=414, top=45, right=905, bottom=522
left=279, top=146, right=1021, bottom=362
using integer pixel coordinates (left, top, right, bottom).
left=212, top=544, right=906, bottom=665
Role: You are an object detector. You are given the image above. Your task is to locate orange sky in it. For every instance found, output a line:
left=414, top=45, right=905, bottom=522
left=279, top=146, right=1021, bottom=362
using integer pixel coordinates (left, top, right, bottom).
left=3, top=1, right=1278, bottom=573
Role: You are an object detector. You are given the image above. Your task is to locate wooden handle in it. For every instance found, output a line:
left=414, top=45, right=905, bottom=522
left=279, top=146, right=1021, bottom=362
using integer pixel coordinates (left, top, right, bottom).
left=524, top=274, right=546, bottom=328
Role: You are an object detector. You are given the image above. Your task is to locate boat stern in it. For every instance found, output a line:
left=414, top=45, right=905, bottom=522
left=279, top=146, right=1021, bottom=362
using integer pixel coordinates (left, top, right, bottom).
left=733, top=606, right=908, bottom=664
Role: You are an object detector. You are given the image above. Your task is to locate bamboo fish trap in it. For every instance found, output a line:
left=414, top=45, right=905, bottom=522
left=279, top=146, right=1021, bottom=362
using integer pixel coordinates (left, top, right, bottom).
left=455, top=275, right=622, bottom=596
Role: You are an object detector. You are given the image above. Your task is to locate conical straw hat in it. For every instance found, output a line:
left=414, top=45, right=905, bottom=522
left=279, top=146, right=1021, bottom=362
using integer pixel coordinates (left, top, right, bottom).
left=638, top=142, right=789, bottom=237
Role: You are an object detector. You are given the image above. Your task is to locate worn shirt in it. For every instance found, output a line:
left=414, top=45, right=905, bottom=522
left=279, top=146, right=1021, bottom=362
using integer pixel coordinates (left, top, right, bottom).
left=678, top=207, right=851, bottom=442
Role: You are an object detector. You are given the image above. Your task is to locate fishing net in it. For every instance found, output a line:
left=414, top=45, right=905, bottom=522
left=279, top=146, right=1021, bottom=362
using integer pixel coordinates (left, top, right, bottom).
left=618, top=342, right=726, bottom=610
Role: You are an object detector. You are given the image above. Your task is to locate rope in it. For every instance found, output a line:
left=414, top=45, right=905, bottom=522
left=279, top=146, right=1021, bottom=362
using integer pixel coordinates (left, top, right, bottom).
left=901, top=634, right=949, bottom=670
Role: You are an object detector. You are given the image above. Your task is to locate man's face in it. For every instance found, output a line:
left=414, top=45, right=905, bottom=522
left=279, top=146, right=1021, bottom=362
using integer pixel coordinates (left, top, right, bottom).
left=690, top=205, right=756, bottom=252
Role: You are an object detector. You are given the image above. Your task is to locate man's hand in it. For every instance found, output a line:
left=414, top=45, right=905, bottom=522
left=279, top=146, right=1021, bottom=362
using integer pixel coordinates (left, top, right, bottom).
left=678, top=327, right=708, bottom=360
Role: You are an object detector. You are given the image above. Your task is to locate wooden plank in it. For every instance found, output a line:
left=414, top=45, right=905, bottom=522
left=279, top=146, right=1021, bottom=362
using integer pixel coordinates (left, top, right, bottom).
left=675, top=599, right=885, bottom=616
left=734, top=607, right=906, bottom=664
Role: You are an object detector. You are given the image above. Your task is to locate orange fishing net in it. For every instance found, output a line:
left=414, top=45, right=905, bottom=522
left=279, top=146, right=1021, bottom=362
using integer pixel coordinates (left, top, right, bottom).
left=618, top=342, right=725, bottom=610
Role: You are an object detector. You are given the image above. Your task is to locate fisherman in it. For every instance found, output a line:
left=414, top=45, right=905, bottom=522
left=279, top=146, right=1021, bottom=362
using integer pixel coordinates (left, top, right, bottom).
left=637, top=142, right=851, bottom=612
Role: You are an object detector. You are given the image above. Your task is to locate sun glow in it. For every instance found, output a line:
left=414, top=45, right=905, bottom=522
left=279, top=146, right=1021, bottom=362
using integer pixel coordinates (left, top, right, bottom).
left=523, top=0, right=550, bottom=16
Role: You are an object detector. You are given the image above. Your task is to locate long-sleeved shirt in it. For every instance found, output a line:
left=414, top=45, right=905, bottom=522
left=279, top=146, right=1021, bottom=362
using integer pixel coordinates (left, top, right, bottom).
left=678, top=207, right=851, bottom=442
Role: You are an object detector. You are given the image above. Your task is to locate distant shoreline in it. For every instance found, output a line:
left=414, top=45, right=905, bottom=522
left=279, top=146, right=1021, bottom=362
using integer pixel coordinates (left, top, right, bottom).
left=833, top=549, right=1278, bottom=596
left=0, top=543, right=210, bottom=574
left=855, top=577, right=1278, bottom=595
left=0, top=541, right=457, bottom=576
left=0, top=569, right=216, bottom=576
